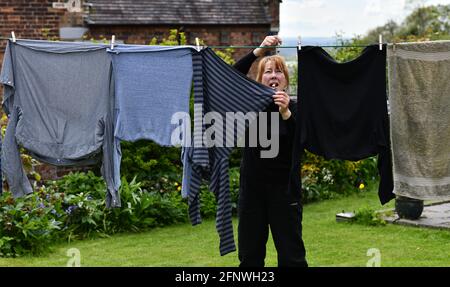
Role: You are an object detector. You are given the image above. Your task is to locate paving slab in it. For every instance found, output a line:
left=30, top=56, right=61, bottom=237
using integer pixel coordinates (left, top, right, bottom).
left=382, top=201, right=450, bottom=230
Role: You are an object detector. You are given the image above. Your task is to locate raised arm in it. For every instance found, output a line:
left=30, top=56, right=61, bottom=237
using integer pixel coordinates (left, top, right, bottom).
left=233, top=35, right=282, bottom=75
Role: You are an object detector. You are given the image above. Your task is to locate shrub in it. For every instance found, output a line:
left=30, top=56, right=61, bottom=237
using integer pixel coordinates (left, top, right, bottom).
left=301, top=151, right=378, bottom=203
left=350, top=206, right=387, bottom=227
left=0, top=191, right=63, bottom=257
left=196, top=167, right=241, bottom=219
left=106, top=176, right=188, bottom=233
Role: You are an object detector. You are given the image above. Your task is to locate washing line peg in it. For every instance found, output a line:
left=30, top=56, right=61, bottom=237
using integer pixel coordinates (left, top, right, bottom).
left=110, top=35, right=115, bottom=50
left=195, top=37, right=201, bottom=52
left=11, top=31, right=16, bottom=43
left=379, top=34, right=383, bottom=51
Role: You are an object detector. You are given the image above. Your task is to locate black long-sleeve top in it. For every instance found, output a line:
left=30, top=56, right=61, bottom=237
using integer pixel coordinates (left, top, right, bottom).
left=233, top=52, right=297, bottom=182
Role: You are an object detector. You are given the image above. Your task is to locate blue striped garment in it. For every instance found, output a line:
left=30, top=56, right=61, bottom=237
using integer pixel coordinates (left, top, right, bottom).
left=183, top=48, right=274, bottom=256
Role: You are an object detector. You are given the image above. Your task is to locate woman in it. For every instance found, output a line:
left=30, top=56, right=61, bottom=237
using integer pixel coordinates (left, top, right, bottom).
left=233, top=36, right=307, bottom=267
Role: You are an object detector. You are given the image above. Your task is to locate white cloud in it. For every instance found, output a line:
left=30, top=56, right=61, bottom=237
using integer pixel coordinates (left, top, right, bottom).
left=279, top=0, right=450, bottom=38
left=364, top=0, right=382, bottom=15
left=297, top=0, right=325, bottom=8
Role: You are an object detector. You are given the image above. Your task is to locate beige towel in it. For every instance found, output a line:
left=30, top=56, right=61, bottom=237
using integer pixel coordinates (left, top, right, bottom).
left=388, top=41, right=450, bottom=200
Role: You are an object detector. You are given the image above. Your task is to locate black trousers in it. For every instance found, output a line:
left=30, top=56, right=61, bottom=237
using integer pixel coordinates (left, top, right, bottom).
left=238, top=174, right=307, bottom=267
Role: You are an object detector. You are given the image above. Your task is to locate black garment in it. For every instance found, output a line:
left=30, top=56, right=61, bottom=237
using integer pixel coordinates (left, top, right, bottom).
left=291, top=45, right=394, bottom=205
left=234, top=51, right=307, bottom=267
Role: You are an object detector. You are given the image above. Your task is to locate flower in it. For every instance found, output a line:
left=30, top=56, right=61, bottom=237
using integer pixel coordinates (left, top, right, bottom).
left=359, top=183, right=365, bottom=190
left=65, top=205, right=78, bottom=215
left=177, top=186, right=181, bottom=192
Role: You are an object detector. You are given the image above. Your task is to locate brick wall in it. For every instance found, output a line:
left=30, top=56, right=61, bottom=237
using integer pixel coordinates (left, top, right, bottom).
left=269, top=0, right=281, bottom=33
left=0, top=0, right=67, bottom=51
left=0, top=0, right=69, bottom=102
left=87, top=24, right=270, bottom=65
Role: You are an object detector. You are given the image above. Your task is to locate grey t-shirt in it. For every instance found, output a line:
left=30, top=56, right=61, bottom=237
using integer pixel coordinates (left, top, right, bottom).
left=0, top=39, right=119, bottom=207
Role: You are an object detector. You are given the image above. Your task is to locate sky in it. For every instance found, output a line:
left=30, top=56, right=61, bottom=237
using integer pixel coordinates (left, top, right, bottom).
left=279, top=0, right=450, bottom=38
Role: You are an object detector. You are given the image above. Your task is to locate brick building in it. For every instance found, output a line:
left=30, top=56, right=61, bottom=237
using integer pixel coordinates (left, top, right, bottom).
left=0, top=0, right=281, bottom=181
left=1, top=0, right=281, bottom=66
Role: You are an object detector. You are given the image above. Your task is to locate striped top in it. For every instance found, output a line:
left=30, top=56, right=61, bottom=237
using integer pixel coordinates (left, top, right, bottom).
left=183, top=48, right=274, bottom=256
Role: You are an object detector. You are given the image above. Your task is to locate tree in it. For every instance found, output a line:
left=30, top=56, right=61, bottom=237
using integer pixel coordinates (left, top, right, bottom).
left=396, top=4, right=450, bottom=40
left=361, top=4, right=450, bottom=43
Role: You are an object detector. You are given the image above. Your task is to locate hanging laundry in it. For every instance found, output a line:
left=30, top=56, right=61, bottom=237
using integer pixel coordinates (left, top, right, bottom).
left=387, top=41, right=450, bottom=200
left=108, top=45, right=194, bottom=194
left=0, top=40, right=118, bottom=207
left=291, top=45, right=394, bottom=205
left=182, top=48, right=274, bottom=256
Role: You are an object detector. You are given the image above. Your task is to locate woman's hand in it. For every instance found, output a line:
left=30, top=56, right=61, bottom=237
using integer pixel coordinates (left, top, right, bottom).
left=273, top=91, right=292, bottom=120
left=253, top=35, right=282, bottom=57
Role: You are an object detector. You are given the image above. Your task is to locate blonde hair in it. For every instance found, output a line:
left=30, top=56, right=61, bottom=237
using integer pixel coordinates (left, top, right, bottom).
left=256, top=55, right=290, bottom=89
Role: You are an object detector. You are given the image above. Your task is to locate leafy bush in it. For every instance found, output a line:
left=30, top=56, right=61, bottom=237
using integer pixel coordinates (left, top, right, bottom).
left=120, top=140, right=182, bottom=190
left=0, top=191, right=63, bottom=257
left=0, top=171, right=189, bottom=257
left=350, top=206, right=387, bottom=227
left=197, top=167, right=240, bottom=219
left=301, top=151, right=378, bottom=203
left=106, top=176, right=188, bottom=233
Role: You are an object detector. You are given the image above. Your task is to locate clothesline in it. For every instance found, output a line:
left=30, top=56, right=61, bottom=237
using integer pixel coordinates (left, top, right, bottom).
left=207, top=45, right=375, bottom=49
left=0, top=36, right=383, bottom=49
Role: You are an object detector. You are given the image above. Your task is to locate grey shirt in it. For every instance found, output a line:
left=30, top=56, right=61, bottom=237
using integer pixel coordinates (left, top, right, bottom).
left=0, top=39, right=119, bottom=207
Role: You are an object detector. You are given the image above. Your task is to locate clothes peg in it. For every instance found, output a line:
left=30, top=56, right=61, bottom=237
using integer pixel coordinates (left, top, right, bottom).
left=110, top=35, right=115, bottom=50
left=297, top=35, right=302, bottom=50
left=11, top=31, right=16, bottom=43
left=379, top=34, right=383, bottom=51
left=195, top=37, right=201, bottom=52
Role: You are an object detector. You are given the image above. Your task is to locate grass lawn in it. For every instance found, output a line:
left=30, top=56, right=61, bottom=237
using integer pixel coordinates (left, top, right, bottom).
left=1, top=184, right=449, bottom=267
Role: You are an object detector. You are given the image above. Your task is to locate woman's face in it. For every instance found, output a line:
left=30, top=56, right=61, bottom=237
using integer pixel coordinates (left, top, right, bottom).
left=261, top=60, right=287, bottom=91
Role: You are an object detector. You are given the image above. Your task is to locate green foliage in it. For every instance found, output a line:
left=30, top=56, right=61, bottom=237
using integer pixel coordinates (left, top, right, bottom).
left=213, top=48, right=236, bottom=65
left=149, top=29, right=187, bottom=45
left=43, top=172, right=108, bottom=240
left=331, top=34, right=367, bottom=63
left=120, top=140, right=182, bottom=188
left=106, top=176, right=187, bottom=233
left=0, top=192, right=63, bottom=257
left=191, top=167, right=241, bottom=219
left=301, top=151, right=378, bottom=203
left=350, top=206, right=387, bottom=226
left=0, top=171, right=190, bottom=257
left=363, top=4, right=450, bottom=43
left=50, top=170, right=106, bottom=199
left=397, top=4, right=450, bottom=40
left=134, top=190, right=187, bottom=228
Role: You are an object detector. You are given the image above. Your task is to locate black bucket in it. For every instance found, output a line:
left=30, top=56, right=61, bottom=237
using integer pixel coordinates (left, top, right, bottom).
left=395, top=196, right=424, bottom=220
